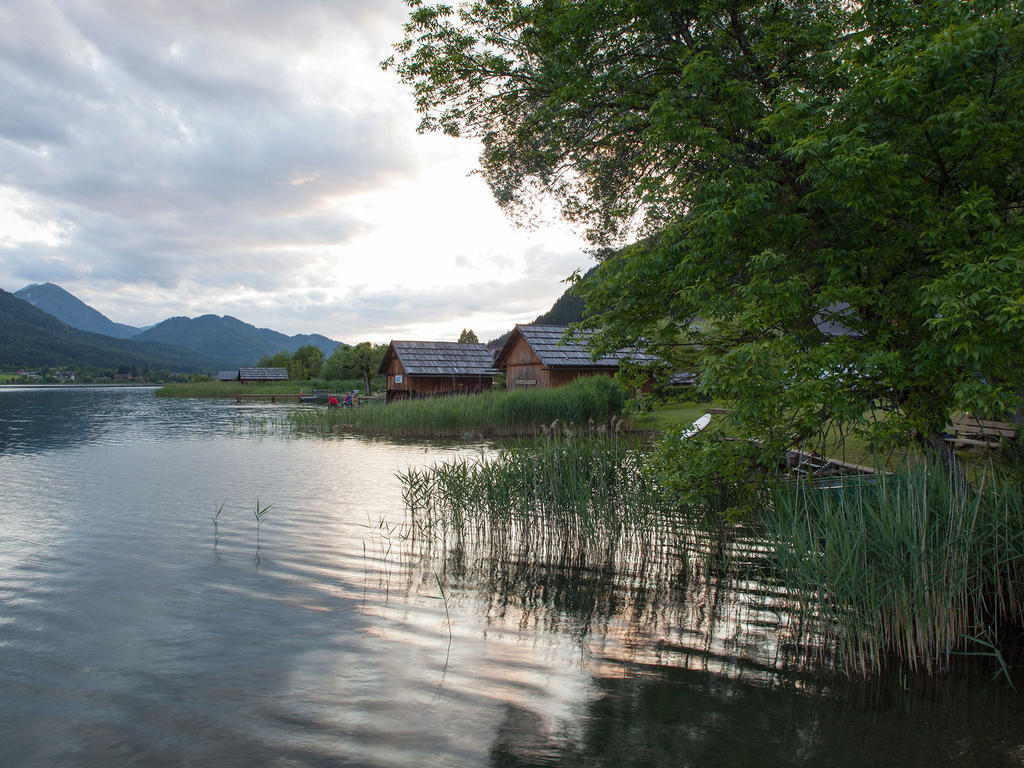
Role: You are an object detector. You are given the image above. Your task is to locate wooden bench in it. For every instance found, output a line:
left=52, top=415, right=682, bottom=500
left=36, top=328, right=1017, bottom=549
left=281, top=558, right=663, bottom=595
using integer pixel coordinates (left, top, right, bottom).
left=943, top=415, right=1018, bottom=450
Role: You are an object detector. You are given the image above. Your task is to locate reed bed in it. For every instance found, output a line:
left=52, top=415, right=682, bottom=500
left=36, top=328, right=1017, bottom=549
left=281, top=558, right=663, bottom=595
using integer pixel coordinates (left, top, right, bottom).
left=399, top=431, right=663, bottom=533
left=291, top=376, right=627, bottom=438
left=396, top=434, right=817, bottom=673
left=766, top=463, right=1024, bottom=676
left=399, top=432, right=1024, bottom=677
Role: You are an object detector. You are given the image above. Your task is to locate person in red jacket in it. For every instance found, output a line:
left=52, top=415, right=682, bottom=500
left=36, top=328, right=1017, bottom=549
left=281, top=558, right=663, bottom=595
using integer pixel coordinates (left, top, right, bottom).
left=327, top=394, right=339, bottom=408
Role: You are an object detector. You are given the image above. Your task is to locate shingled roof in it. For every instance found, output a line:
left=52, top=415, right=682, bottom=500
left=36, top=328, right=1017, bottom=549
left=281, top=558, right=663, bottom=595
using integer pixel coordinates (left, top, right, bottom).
left=495, top=325, right=658, bottom=369
left=378, top=341, right=498, bottom=377
left=238, top=367, right=289, bottom=381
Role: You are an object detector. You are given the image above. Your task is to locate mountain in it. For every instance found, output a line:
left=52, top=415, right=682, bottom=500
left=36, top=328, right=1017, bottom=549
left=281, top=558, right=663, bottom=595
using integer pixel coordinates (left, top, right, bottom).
left=0, top=288, right=216, bottom=372
left=132, top=315, right=343, bottom=368
left=14, top=283, right=141, bottom=339
left=487, top=266, right=592, bottom=348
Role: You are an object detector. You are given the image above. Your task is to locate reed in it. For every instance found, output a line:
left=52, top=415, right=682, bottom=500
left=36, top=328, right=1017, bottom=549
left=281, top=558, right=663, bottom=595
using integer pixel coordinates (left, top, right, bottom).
left=253, top=497, right=274, bottom=548
left=291, top=376, right=628, bottom=438
left=213, top=497, right=227, bottom=541
left=398, top=431, right=670, bottom=536
left=765, top=462, right=1024, bottom=676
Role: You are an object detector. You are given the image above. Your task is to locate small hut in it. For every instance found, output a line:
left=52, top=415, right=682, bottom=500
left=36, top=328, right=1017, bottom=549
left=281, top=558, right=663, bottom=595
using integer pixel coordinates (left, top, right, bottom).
left=378, top=341, right=497, bottom=402
left=238, top=367, right=289, bottom=383
left=494, top=324, right=657, bottom=389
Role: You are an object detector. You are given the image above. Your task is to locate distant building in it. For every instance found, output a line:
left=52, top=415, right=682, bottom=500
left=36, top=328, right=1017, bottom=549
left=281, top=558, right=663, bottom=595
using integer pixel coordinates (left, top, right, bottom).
left=218, top=370, right=240, bottom=382
left=494, top=324, right=658, bottom=389
left=56, top=371, right=76, bottom=382
left=378, top=341, right=497, bottom=402
left=238, top=367, right=289, bottom=383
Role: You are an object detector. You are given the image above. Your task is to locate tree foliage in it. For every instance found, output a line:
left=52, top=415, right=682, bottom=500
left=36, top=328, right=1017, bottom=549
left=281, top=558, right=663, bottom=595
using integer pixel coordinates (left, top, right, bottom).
left=390, top=0, right=1024, bottom=491
left=323, top=342, right=387, bottom=394
left=458, top=328, right=479, bottom=343
left=291, top=344, right=325, bottom=380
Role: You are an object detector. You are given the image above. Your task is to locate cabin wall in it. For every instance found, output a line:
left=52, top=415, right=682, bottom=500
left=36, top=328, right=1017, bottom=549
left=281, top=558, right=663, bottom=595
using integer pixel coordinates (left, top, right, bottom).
left=507, top=365, right=617, bottom=390
left=387, top=373, right=494, bottom=402
left=384, top=358, right=409, bottom=402
left=547, top=368, right=616, bottom=388
left=408, top=376, right=493, bottom=397
left=505, top=336, right=544, bottom=389
left=506, top=363, right=547, bottom=389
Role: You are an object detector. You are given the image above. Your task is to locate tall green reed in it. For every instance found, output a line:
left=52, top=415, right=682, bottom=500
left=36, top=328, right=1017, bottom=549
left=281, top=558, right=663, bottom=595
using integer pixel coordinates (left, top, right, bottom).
left=765, top=461, right=1024, bottom=676
left=398, top=431, right=665, bottom=535
left=290, top=376, right=627, bottom=438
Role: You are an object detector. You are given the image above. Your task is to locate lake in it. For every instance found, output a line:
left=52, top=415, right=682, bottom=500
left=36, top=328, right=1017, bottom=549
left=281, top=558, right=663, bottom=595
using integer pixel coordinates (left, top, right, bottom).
left=0, top=386, right=1020, bottom=767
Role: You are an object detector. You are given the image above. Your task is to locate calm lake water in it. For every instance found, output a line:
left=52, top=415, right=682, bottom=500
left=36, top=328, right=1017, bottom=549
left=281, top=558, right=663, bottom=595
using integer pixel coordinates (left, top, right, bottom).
left=0, top=386, right=1020, bottom=767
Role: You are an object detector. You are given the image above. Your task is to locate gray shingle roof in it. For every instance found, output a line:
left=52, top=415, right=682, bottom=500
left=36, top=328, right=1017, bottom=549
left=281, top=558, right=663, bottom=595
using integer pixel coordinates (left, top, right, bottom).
left=238, top=367, right=289, bottom=381
left=380, top=341, right=498, bottom=377
left=501, top=325, right=658, bottom=369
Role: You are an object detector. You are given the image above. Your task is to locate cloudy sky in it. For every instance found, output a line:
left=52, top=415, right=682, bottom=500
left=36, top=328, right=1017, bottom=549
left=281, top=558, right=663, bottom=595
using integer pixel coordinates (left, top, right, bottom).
left=0, top=0, right=590, bottom=343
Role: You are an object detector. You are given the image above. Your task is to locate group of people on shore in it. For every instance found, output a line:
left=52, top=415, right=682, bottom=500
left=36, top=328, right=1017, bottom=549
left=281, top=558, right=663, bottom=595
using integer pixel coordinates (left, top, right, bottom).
left=298, top=389, right=360, bottom=408
left=326, top=391, right=358, bottom=408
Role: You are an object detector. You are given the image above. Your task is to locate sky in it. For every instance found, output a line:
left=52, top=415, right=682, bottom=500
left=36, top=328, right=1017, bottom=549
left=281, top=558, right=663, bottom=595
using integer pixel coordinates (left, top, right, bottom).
left=0, top=0, right=591, bottom=343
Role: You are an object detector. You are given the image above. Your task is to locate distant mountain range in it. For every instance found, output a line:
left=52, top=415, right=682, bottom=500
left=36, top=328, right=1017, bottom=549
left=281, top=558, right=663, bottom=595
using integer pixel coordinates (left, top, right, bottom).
left=7, top=282, right=344, bottom=370
left=6, top=273, right=585, bottom=374
left=0, top=288, right=217, bottom=372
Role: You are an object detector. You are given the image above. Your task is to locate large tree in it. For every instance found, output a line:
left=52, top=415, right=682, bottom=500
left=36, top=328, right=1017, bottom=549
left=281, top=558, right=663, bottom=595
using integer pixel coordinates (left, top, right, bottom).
left=389, top=0, right=1024, bottom=485
left=291, top=344, right=325, bottom=380
left=323, top=342, right=387, bottom=394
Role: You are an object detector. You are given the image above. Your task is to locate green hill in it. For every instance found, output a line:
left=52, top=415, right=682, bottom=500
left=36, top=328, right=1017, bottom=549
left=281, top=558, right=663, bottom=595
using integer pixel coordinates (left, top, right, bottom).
left=133, top=315, right=343, bottom=368
left=0, top=288, right=215, bottom=372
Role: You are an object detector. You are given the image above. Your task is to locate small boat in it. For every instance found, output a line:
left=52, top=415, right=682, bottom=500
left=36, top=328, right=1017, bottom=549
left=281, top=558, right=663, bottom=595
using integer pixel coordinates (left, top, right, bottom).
left=680, top=413, right=711, bottom=438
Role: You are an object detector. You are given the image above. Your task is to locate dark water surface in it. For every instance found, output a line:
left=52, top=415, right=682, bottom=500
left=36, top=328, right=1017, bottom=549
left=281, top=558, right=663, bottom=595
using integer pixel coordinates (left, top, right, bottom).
left=0, top=387, right=1020, bottom=767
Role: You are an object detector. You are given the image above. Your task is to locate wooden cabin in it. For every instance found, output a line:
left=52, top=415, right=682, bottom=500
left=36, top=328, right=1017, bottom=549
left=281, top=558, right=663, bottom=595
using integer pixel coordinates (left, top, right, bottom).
left=238, top=367, right=289, bottom=383
left=378, top=341, right=497, bottom=402
left=494, top=324, right=657, bottom=389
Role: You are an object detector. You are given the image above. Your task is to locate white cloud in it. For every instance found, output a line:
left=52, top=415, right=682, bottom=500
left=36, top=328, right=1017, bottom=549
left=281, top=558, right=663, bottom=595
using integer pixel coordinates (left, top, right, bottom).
left=0, top=0, right=589, bottom=340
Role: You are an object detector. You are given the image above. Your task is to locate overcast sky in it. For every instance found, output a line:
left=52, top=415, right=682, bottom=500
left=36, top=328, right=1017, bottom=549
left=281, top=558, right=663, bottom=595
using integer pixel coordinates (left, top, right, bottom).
left=0, top=0, right=590, bottom=343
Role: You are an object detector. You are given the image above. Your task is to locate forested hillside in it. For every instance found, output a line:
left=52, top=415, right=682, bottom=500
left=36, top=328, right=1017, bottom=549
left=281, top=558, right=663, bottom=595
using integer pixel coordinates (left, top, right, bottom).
left=0, top=289, right=214, bottom=372
left=133, top=315, right=342, bottom=368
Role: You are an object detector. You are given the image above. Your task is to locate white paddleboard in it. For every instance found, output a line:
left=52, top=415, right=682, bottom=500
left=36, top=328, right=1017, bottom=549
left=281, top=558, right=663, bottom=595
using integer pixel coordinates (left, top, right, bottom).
left=680, top=413, right=712, bottom=438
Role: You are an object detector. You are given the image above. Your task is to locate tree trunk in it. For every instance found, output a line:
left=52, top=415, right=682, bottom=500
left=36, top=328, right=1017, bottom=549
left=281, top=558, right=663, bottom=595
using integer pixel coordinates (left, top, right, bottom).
left=923, top=429, right=964, bottom=480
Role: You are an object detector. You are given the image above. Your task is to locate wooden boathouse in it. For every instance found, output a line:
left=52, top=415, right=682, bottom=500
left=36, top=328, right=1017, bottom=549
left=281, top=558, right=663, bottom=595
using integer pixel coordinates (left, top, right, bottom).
left=378, top=341, right=497, bottom=402
left=494, top=324, right=657, bottom=390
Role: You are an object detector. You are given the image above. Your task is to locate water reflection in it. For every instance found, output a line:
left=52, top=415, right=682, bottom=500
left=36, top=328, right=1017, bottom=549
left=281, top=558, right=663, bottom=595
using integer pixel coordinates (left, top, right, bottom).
left=392, top=508, right=1024, bottom=767
left=0, top=387, right=1020, bottom=767
left=0, top=386, right=285, bottom=454
left=399, top=514, right=803, bottom=680
left=486, top=658, right=1024, bottom=767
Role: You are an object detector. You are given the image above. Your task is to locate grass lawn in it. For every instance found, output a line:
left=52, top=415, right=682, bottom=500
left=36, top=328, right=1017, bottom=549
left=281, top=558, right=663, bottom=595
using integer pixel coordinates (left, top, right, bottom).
left=629, top=399, right=727, bottom=433
left=632, top=399, right=969, bottom=472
